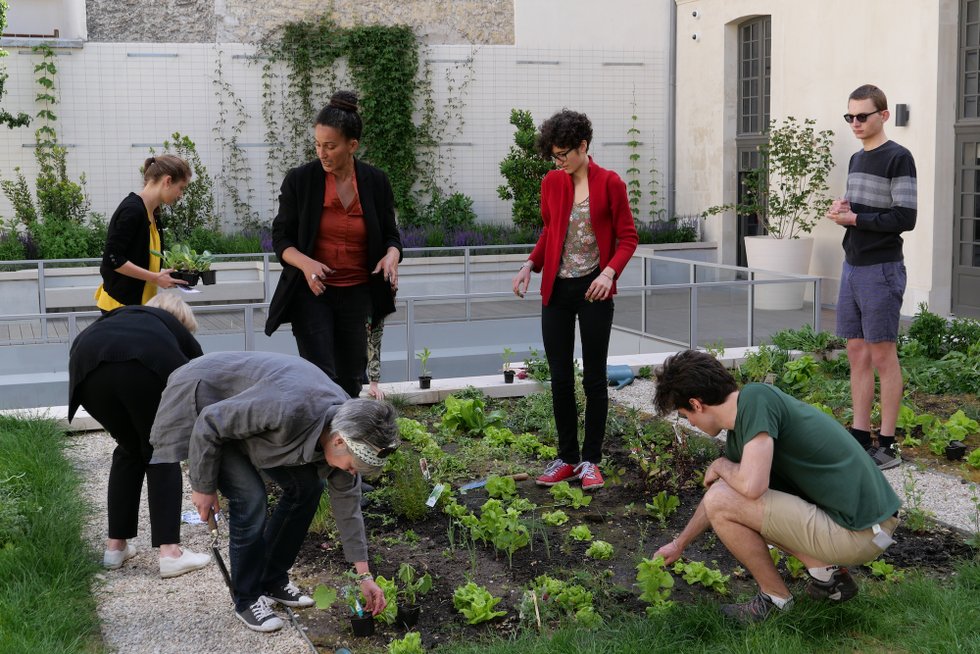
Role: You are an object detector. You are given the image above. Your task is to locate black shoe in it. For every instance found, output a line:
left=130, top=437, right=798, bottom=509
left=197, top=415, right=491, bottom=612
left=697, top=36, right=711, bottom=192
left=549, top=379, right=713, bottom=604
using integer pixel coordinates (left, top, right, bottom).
left=866, top=446, right=900, bottom=470
left=805, top=567, right=859, bottom=602
left=264, top=581, right=315, bottom=608
left=236, top=597, right=284, bottom=632
left=720, top=592, right=792, bottom=623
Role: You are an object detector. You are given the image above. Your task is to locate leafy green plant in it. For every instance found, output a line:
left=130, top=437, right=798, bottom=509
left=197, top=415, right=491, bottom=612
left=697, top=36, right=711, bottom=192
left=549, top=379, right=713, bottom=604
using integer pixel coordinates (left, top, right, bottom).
left=0, top=1, right=30, bottom=130
left=705, top=116, right=834, bottom=239
left=385, top=451, right=431, bottom=522
left=902, top=466, right=934, bottom=533
left=373, top=575, right=399, bottom=624
left=770, top=324, right=845, bottom=355
left=585, top=540, right=614, bottom=560
left=549, top=481, right=592, bottom=509
left=645, top=491, right=680, bottom=529
left=527, top=574, right=600, bottom=627
left=502, top=346, right=514, bottom=372
left=152, top=132, right=217, bottom=243
left=636, top=556, right=674, bottom=614
left=312, top=584, right=338, bottom=610
left=441, top=395, right=503, bottom=436
left=453, top=582, right=506, bottom=624
left=308, top=493, right=336, bottom=536
left=389, top=632, right=424, bottom=654
left=542, top=510, right=569, bottom=526
left=569, top=525, right=593, bottom=542
left=416, top=347, right=432, bottom=378
left=513, top=432, right=557, bottom=460
left=785, top=555, right=806, bottom=579
left=737, top=345, right=790, bottom=383
left=966, top=448, right=980, bottom=470
left=484, top=475, right=517, bottom=500
left=497, top=109, right=555, bottom=230
left=672, top=560, right=729, bottom=594
left=869, top=560, right=906, bottom=583
left=625, top=103, right=642, bottom=217
left=781, top=355, right=819, bottom=393
left=396, top=562, right=432, bottom=605
left=636, top=365, right=653, bottom=379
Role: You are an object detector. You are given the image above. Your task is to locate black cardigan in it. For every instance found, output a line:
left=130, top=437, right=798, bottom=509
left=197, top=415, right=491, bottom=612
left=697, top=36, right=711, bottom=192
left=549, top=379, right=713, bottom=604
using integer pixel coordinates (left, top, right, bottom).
left=100, top=192, right=164, bottom=306
left=67, top=306, right=203, bottom=421
left=265, top=158, right=402, bottom=336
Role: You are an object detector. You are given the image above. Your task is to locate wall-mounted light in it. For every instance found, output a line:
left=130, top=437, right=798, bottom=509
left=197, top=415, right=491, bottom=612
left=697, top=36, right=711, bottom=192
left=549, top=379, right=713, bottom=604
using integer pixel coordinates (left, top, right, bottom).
left=894, top=104, right=909, bottom=126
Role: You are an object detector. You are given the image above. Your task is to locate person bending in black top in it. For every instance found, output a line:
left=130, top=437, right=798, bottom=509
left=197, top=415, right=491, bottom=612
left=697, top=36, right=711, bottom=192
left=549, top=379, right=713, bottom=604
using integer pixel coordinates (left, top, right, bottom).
left=69, top=293, right=210, bottom=578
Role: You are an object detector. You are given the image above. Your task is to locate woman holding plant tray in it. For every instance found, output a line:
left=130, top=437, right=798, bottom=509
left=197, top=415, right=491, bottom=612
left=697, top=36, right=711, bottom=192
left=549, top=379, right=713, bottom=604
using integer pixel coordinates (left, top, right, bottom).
left=512, top=109, right=638, bottom=491
left=94, top=155, right=192, bottom=312
left=266, top=91, right=402, bottom=400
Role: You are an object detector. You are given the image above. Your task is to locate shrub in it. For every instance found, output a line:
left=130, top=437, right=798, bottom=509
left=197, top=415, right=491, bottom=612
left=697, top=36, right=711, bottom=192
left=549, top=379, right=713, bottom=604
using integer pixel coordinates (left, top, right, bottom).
left=497, top=109, right=554, bottom=231
left=385, top=451, right=430, bottom=522
left=31, top=214, right=106, bottom=259
left=154, top=132, right=217, bottom=243
left=415, top=188, right=477, bottom=231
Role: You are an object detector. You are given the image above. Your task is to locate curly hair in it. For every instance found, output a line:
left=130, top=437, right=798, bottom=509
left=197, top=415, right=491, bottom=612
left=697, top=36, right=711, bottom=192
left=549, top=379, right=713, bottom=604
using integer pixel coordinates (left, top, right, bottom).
left=536, top=109, right=593, bottom=159
left=314, top=90, right=363, bottom=140
left=653, top=350, right=738, bottom=416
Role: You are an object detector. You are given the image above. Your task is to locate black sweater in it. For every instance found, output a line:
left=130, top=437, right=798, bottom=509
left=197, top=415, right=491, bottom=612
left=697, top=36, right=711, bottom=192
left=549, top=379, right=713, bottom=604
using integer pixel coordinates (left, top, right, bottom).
left=843, top=140, right=917, bottom=266
left=100, top=192, right=165, bottom=306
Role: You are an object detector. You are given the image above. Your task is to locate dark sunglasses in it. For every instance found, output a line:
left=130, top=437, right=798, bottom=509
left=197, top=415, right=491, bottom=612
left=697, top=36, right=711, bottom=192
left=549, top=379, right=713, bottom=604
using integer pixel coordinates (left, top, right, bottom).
left=843, top=110, right=881, bottom=124
left=371, top=442, right=399, bottom=458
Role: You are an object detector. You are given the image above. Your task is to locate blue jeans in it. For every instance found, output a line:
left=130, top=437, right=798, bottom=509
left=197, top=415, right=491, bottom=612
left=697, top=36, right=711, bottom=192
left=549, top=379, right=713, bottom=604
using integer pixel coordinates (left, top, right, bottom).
left=216, top=442, right=324, bottom=612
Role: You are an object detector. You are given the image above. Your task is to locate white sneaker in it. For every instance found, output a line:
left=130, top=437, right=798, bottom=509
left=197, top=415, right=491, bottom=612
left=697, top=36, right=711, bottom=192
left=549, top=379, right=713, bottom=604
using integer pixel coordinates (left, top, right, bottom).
left=159, top=548, right=211, bottom=578
left=103, top=544, right=137, bottom=570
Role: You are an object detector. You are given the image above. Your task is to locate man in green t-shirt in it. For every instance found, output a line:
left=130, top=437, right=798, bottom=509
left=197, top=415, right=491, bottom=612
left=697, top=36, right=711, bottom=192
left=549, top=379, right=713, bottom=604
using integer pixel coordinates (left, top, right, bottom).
left=651, top=350, right=900, bottom=623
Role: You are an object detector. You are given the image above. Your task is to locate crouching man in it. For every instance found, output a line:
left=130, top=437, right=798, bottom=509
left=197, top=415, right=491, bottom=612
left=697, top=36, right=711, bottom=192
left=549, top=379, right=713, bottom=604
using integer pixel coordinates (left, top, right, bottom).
left=651, top=350, right=900, bottom=623
left=149, top=351, right=398, bottom=632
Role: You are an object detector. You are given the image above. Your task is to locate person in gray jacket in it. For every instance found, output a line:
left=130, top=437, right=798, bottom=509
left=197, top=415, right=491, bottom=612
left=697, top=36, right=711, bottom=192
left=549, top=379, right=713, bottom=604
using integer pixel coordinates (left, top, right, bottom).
left=149, top=351, right=398, bottom=633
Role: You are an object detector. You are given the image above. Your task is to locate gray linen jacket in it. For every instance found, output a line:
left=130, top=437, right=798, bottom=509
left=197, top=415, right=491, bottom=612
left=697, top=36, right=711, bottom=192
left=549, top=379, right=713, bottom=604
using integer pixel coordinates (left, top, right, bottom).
left=149, top=351, right=368, bottom=562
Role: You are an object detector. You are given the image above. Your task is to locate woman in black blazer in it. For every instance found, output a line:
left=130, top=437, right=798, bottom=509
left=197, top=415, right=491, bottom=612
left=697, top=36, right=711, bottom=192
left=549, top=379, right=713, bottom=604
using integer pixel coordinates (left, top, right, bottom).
left=95, top=155, right=192, bottom=311
left=69, top=294, right=210, bottom=578
left=265, top=91, right=402, bottom=399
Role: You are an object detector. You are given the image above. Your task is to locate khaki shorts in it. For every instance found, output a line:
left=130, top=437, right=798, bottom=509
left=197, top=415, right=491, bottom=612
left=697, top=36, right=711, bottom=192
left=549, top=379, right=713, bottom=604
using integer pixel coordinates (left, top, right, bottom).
left=761, top=489, right=899, bottom=566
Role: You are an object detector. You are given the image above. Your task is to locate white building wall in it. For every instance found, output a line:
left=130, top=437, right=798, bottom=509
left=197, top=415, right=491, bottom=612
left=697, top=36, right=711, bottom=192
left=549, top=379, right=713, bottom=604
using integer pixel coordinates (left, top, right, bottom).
left=0, top=42, right=669, bottom=230
left=5, top=0, right=87, bottom=40
left=515, top=0, right=670, bottom=50
left=674, top=0, right=957, bottom=315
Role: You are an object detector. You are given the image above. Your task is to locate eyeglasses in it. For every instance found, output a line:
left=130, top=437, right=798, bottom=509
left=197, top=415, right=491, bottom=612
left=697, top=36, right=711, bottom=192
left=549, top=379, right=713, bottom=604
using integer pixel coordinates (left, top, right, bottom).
left=550, top=147, right=575, bottom=162
left=843, top=110, right=882, bottom=124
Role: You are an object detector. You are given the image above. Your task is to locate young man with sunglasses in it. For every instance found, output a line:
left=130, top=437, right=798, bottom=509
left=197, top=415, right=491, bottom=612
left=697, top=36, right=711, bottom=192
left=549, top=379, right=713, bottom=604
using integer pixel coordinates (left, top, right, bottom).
left=826, top=84, right=917, bottom=471
left=149, top=351, right=399, bottom=632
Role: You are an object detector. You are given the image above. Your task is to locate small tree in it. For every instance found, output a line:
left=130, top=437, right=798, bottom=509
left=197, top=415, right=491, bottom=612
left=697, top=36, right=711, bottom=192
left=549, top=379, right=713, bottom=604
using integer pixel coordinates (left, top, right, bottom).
left=152, top=132, right=218, bottom=242
left=706, top=117, right=834, bottom=239
left=497, top=109, right=553, bottom=230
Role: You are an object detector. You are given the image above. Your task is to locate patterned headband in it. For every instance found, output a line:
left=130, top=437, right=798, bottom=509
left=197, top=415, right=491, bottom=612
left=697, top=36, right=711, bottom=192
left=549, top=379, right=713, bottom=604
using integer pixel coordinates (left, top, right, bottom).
left=340, top=435, right=387, bottom=469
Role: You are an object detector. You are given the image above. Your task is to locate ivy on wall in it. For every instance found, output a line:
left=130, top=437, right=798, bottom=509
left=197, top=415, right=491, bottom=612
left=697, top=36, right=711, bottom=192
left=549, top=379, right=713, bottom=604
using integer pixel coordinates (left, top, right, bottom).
left=0, top=0, right=31, bottom=130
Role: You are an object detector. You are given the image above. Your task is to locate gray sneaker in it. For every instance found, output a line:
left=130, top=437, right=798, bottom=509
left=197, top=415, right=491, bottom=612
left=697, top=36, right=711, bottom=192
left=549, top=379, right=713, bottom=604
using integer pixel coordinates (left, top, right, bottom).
left=867, top=445, right=900, bottom=470
left=720, top=592, right=793, bottom=623
left=236, top=597, right=284, bottom=632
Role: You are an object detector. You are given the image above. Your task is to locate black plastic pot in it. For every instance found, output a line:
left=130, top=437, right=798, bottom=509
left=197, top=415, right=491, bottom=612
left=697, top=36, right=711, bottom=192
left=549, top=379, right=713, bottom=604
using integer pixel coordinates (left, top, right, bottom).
left=349, top=614, right=375, bottom=637
left=503, top=370, right=515, bottom=384
left=418, top=375, right=431, bottom=389
left=171, top=270, right=199, bottom=287
left=199, top=270, right=216, bottom=285
left=396, top=603, right=420, bottom=629
left=946, top=440, right=967, bottom=461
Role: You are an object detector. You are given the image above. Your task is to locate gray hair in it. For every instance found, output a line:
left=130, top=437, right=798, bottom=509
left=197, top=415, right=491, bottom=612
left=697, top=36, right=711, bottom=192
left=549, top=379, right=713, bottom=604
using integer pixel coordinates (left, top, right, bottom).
left=331, top=398, right=399, bottom=475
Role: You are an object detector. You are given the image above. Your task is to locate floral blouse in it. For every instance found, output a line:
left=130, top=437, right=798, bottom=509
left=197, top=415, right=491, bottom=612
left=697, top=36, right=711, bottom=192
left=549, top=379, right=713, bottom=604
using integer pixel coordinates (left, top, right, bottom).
left=557, top=198, right=599, bottom=278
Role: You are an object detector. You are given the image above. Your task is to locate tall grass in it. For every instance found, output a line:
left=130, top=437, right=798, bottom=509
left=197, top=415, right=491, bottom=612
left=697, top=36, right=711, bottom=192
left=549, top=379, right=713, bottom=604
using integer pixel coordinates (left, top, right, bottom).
left=440, top=562, right=980, bottom=654
left=0, top=417, right=103, bottom=653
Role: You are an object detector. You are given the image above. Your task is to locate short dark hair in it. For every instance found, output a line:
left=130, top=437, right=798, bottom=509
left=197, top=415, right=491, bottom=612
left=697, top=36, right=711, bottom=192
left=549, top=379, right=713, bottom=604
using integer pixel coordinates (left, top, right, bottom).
left=653, top=350, right=738, bottom=415
left=536, top=109, right=593, bottom=159
left=849, top=84, right=888, bottom=112
left=314, top=90, right=363, bottom=140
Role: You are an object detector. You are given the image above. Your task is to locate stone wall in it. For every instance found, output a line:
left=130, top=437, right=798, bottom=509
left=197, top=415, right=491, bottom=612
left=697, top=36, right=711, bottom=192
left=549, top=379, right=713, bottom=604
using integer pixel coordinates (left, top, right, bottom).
left=86, top=0, right=514, bottom=44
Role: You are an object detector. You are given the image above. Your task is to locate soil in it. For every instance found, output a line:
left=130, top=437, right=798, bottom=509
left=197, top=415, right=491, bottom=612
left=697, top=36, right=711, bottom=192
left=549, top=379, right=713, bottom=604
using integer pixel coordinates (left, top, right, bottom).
left=287, top=398, right=978, bottom=653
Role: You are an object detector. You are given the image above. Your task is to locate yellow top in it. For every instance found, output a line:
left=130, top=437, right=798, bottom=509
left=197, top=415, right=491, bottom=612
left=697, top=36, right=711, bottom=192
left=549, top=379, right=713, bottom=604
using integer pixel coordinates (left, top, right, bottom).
left=94, top=212, right=161, bottom=311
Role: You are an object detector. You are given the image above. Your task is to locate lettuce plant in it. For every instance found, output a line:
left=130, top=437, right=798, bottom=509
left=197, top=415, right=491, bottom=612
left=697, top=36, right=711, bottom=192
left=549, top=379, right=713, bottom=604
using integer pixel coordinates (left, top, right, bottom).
left=585, top=540, right=613, bottom=560
left=636, top=556, right=674, bottom=614
left=453, top=582, right=506, bottom=624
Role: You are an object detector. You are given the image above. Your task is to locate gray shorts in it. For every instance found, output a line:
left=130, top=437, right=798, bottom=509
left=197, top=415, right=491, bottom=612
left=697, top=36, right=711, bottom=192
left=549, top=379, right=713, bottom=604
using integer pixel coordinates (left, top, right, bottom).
left=836, top=261, right=906, bottom=343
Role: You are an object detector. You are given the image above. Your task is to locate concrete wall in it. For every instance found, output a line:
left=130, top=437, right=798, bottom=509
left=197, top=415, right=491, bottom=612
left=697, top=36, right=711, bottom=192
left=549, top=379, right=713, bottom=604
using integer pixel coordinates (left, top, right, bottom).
left=514, top=0, right=669, bottom=49
left=87, top=0, right=214, bottom=43
left=5, top=0, right=87, bottom=40
left=673, top=0, right=958, bottom=315
left=0, top=42, right=668, bottom=230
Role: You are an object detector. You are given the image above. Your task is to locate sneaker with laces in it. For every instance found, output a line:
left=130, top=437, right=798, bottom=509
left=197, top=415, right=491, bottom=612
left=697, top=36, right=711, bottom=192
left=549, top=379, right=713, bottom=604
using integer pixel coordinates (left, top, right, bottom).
left=575, top=461, right=604, bottom=490
left=720, top=592, right=792, bottom=623
left=236, top=597, right=284, bottom=632
left=264, top=581, right=315, bottom=608
left=103, top=544, right=137, bottom=570
left=866, top=445, right=900, bottom=470
left=536, top=459, right=577, bottom=486
left=805, top=566, right=859, bottom=602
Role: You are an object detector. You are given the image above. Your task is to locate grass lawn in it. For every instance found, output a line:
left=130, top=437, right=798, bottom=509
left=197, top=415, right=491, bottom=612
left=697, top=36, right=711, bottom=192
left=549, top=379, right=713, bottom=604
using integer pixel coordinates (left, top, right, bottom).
left=0, top=416, right=103, bottom=654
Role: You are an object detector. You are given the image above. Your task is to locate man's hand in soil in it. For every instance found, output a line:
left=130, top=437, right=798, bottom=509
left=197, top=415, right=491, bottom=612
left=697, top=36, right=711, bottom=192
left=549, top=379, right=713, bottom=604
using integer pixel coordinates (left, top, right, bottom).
left=653, top=538, right=684, bottom=565
left=361, top=578, right=387, bottom=616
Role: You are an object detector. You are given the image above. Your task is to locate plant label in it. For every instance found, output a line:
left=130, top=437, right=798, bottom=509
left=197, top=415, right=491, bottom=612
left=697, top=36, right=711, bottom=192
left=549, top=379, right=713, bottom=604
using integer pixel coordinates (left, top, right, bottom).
left=426, top=483, right=445, bottom=507
left=419, top=457, right=431, bottom=481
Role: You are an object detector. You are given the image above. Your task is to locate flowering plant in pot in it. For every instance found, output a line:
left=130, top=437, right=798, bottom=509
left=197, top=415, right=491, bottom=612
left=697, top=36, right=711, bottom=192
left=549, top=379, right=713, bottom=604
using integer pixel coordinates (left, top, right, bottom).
left=395, top=562, right=432, bottom=629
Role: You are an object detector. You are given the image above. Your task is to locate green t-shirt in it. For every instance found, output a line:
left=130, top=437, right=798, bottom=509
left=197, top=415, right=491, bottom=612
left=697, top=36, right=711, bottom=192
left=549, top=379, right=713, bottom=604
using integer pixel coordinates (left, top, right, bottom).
left=726, top=383, right=900, bottom=530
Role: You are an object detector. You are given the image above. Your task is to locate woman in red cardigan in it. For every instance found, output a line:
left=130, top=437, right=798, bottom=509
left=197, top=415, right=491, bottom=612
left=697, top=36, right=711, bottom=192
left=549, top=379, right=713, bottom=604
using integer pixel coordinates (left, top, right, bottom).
left=512, top=110, right=638, bottom=490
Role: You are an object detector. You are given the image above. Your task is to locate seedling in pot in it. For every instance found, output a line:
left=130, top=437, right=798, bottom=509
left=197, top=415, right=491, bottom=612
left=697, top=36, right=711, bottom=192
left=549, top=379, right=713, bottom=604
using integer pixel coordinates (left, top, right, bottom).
left=395, top=562, right=432, bottom=629
left=502, top=347, right=516, bottom=383
left=416, top=347, right=432, bottom=388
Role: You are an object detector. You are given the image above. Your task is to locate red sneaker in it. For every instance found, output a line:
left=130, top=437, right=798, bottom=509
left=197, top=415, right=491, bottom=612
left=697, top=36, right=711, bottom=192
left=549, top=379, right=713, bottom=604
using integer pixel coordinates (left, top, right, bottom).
left=576, top=462, right=604, bottom=490
left=536, top=459, right=577, bottom=486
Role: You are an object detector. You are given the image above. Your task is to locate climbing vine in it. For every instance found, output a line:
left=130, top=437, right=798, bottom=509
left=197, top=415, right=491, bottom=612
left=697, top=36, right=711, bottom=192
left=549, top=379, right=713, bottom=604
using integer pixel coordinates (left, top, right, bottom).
left=0, top=0, right=30, bottom=130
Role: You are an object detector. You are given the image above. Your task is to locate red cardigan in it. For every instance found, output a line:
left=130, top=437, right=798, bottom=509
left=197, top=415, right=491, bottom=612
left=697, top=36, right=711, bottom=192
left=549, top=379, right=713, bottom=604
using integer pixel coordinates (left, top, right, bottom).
left=528, top=158, right=638, bottom=305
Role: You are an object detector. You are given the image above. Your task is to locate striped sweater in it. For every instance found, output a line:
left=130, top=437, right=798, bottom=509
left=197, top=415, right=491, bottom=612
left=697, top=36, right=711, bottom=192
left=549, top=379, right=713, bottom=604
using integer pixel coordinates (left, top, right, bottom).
left=843, top=140, right=917, bottom=265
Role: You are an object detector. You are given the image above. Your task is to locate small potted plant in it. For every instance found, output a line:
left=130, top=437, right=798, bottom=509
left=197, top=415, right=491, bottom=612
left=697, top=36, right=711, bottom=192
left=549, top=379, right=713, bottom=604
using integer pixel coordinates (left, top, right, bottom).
left=395, top=562, right=432, bottom=629
left=195, top=250, right=216, bottom=285
left=501, top=347, right=515, bottom=383
left=946, top=440, right=967, bottom=461
left=343, top=585, right=375, bottom=637
left=416, top=347, right=432, bottom=389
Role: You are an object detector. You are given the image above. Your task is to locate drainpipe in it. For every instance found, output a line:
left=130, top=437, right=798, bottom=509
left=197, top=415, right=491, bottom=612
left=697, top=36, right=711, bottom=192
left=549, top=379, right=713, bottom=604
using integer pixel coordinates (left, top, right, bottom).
left=667, top=0, right=677, bottom=220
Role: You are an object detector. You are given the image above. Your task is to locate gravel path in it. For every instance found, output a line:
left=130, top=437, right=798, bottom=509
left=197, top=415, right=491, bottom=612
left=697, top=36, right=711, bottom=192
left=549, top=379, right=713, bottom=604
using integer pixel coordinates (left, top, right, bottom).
left=65, top=432, right=314, bottom=654
left=611, top=379, right=978, bottom=534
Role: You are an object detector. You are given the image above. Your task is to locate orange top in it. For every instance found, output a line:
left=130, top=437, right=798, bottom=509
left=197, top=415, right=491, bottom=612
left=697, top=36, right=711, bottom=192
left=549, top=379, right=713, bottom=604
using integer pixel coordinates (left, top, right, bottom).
left=314, top=172, right=369, bottom=286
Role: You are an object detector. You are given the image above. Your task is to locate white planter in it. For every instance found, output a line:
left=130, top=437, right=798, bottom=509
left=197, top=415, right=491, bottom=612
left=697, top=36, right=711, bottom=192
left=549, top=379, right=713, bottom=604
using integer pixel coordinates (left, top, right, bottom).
left=743, top=236, right=814, bottom=311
